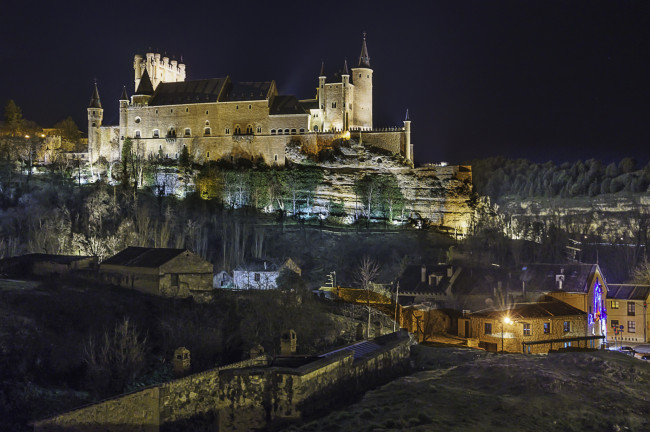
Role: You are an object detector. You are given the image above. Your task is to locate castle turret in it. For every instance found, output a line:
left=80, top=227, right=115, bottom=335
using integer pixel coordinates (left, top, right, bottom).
left=318, top=61, right=326, bottom=110
left=131, top=69, right=154, bottom=105
left=341, top=59, right=351, bottom=130
left=403, top=109, right=412, bottom=161
left=351, top=33, right=372, bottom=129
left=119, top=86, right=129, bottom=142
left=87, top=82, right=103, bottom=163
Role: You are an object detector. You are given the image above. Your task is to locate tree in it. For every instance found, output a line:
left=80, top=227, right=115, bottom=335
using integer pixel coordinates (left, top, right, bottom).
left=3, top=100, right=23, bottom=137
left=354, top=255, right=380, bottom=339
left=121, top=138, right=133, bottom=187
left=53, top=116, right=81, bottom=151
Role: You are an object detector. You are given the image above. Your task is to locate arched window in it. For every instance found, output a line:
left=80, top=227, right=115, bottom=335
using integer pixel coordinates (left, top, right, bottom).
left=299, top=128, right=305, bottom=134
left=153, top=129, right=160, bottom=138
left=284, top=128, right=289, bottom=134
left=246, top=125, right=253, bottom=135
left=290, top=128, right=296, bottom=135
left=205, top=120, right=210, bottom=126
left=271, top=129, right=276, bottom=135
left=225, top=128, right=230, bottom=135
left=204, top=127, right=211, bottom=136
left=135, top=130, right=141, bottom=138
left=184, top=128, right=191, bottom=137
left=235, top=125, right=241, bottom=134
left=314, top=125, right=319, bottom=132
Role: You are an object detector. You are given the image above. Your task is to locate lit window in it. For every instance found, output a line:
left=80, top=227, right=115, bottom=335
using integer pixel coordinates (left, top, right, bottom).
left=611, top=301, right=619, bottom=309
left=184, top=128, right=191, bottom=136
left=628, top=302, right=635, bottom=316
left=523, top=323, right=531, bottom=336
left=563, top=321, right=570, bottom=333
left=543, top=322, right=550, bottom=334
left=628, top=321, right=636, bottom=333
left=484, top=323, right=492, bottom=335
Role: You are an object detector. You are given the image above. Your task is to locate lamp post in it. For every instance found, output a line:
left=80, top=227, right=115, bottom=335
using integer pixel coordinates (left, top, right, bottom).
left=501, top=316, right=512, bottom=352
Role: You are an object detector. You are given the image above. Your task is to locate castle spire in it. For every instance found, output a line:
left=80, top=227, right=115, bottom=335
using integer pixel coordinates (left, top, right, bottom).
left=134, top=68, right=154, bottom=95
left=88, top=81, right=102, bottom=109
left=405, top=109, right=410, bottom=121
left=358, top=32, right=370, bottom=68
left=120, top=86, right=129, bottom=101
left=319, top=61, right=325, bottom=77
left=343, top=58, right=349, bottom=75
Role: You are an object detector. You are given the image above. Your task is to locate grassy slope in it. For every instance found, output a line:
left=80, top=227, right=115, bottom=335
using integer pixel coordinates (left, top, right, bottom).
left=289, top=345, right=650, bottom=432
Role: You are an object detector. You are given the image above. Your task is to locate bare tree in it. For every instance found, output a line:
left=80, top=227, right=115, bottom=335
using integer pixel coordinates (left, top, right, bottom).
left=354, top=255, right=380, bottom=339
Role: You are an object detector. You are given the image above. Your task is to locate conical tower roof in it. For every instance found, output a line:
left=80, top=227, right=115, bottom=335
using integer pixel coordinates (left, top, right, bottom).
left=358, top=32, right=370, bottom=68
left=319, top=61, right=325, bottom=77
left=88, top=82, right=102, bottom=109
left=135, top=69, right=154, bottom=95
left=343, top=58, right=349, bottom=75
left=120, top=86, right=129, bottom=101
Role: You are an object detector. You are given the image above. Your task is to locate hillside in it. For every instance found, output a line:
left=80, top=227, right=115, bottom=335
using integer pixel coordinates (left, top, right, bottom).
left=289, top=345, right=650, bottom=432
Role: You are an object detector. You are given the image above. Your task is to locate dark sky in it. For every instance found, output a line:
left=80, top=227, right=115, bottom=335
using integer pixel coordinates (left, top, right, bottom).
left=1, top=0, right=648, bottom=166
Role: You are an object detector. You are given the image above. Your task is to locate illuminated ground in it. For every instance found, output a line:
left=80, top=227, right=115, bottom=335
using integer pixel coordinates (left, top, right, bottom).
left=288, top=345, right=650, bottom=432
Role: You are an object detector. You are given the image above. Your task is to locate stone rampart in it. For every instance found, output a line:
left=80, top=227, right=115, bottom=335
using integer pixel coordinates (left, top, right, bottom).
left=34, top=332, right=410, bottom=432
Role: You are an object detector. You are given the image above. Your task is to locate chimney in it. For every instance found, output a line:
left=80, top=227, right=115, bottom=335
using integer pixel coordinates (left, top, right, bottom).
left=264, top=261, right=267, bottom=270
left=421, top=265, right=427, bottom=283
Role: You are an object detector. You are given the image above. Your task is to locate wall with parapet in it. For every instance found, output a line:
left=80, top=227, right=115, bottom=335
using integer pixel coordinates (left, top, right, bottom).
left=34, top=332, right=410, bottom=432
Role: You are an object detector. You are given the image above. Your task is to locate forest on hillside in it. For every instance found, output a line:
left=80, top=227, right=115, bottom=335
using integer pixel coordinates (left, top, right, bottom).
left=470, top=156, right=650, bottom=203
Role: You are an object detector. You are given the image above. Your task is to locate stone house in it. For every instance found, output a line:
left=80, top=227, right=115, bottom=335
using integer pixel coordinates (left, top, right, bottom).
left=100, top=247, right=213, bottom=298
left=458, top=298, right=598, bottom=353
left=233, top=258, right=301, bottom=290
left=606, top=284, right=650, bottom=345
left=397, top=264, right=461, bottom=308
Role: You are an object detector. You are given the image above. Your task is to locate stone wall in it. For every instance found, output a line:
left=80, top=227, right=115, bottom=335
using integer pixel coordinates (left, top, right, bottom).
left=34, top=332, right=410, bottom=432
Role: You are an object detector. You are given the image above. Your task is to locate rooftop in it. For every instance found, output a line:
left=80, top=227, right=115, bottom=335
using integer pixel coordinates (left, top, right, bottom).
left=101, top=247, right=188, bottom=268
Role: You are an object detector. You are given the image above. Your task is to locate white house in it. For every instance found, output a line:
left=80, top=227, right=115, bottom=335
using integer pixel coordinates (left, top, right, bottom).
left=233, top=258, right=301, bottom=290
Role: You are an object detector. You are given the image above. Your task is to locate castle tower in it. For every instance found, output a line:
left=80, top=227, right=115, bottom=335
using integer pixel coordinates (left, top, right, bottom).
left=341, top=59, right=351, bottom=131
left=87, top=82, right=103, bottom=163
left=135, top=52, right=186, bottom=92
left=131, top=68, right=154, bottom=105
left=351, top=33, right=372, bottom=129
left=404, top=109, right=412, bottom=161
left=119, top=86, right=129, bottom=142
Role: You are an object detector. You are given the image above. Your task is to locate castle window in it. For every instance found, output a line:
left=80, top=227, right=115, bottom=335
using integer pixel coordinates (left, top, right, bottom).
left=277, top=129, right=282, bottom=135
left=135, top=117, right=141, bottom=124
left=271, top=129, right=276, bottom=135
left=249, top=104, right=252, bottom=109
left=225, top=128, right=230, bottom=134
left=204, top=127, right=211, bottom=136
left=314, top=125, right=319, bottom=132
left=207, top=151, right=210, bottom=158
left=284, top=128, right=289, bottom=134
left=257, top=126, right=262, bottom=133
left=184, top=128, right=191, bottom=136
left=290, top=128, right=296, bottom=135
left=205, top=110, right=209, bottom=115
left=236, top=105, right=239, bottom=110
left=321, top=104, right=324, bottom=109
left=153, top=129, right=160, bottom=138
left=332, top=102, right=336, bottom=108
left=170, top=109, right=173, bottom=113
left=358, top=74, right=361, bottom=78
left=205, top=120, right=210, bottom=126
left=175, top=153, right=178, bottom=159
left=185, top=108, right=189, bottom=113
left=274, top=154, right=278, bottom=162
left=367, top=74, right=369, bottom=78
left=235, top=125, right=241, bottom=134
left=92, top=122, right=96, bottom=127
left=135, top=130, right=141, bottom=138
left=155, top=109, right=158, bottom=114
left=246, top=125, right=253, bottom=134
left=299, top=128, right=305, bottom=134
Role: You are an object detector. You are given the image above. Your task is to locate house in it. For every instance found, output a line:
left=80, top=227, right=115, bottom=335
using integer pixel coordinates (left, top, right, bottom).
left=233, top=258, right=301, bottom=290
left=458, top=298, right=600, bottom=353
left=0, top=253, right=97, bottom=278
left=519, top=263, right=608, bottom=340
left=606, top=284, right=650, bottom=345
left=397, top=264, right=461, bottom=307
left=399, top=305, right=460, bottom=342
left=100, top=247, right=213, bottom=298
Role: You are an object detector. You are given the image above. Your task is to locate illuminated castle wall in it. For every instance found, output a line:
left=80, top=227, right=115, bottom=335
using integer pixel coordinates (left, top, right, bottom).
left=87, top=35, right=413, bottom=166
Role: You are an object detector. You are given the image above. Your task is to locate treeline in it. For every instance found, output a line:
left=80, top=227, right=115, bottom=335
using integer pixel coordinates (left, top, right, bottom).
left=471, top=156, right=650, bottom=202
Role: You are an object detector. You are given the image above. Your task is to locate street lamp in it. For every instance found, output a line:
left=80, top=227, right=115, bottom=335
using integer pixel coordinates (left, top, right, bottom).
left=501, top=316, right=512, bottom=352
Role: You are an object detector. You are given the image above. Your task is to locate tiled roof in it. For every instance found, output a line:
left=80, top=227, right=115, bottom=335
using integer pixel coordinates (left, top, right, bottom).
left=471, top=298, right=585, bottom=319
left=270, top=95, right=307, bottom=115
left=607, top=284, right=650, bottom=300
left=520, top=263, right=599, bottom=293
left=235, top=259, right=279, bottom=272
left=101, top=247, right=187, bottom=268
left=88, top=83, right=101, bottom=108
left=223, top=81, right=273, bottom=101
left=149, top=78, right=228, bottom=106
left=399, top=264, right=451, bottom=295
left=299, top=99, right=318, bottom=111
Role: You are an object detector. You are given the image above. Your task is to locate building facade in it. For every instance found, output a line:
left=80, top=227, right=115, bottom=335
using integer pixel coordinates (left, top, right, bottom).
left=87, top=35, right=413, bottom=167
left=606, top=284, right=650, bottom=345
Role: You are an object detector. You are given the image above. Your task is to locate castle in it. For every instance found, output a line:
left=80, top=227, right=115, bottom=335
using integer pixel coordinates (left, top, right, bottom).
left=87, top=35, right=413, bottom=166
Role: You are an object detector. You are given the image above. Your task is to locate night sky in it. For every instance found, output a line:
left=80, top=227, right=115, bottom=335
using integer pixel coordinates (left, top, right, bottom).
left=1, top=0, right=648, bottom=166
